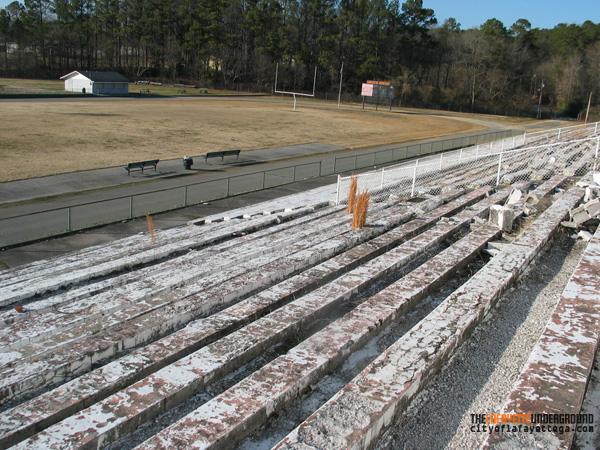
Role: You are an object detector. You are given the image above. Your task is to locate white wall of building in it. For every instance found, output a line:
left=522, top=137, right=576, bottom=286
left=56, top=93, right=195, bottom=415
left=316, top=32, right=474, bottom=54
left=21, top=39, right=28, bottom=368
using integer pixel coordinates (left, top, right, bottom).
left=64, top=73, right=129, bottom=95
left=64, top=74, right=93, bottom=93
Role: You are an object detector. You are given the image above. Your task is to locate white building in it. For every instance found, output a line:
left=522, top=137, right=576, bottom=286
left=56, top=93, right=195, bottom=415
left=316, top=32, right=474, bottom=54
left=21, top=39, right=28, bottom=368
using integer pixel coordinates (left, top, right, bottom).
left=60, top=71, right=130, bottom=95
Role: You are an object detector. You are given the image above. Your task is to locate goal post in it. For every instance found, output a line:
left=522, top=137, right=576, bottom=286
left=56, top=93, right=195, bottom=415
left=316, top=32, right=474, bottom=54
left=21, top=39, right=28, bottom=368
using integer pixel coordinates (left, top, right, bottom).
left=274, top=63, right=317, bottom=111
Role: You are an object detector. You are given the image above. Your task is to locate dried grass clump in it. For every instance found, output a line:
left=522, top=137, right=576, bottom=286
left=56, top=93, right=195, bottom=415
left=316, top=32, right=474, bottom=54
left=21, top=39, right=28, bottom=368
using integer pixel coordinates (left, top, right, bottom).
left=346, top=174, right=358, bottom=215
left=146, top=213, right=156, bottom=244
left=351, top=189, right=370, bottom=230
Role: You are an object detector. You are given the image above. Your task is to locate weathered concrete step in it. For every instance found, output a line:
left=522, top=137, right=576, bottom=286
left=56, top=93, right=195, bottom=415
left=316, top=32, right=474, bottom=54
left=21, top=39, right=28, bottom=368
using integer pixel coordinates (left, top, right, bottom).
left=563, top=150, right=595, bottom=177
left=0, top=205, right=355, bottom=351
left=0, top=209, right=424, bottom=449
left=435, top=160, right=500, bottom=191
left=1, top=192, right=469, bottom=404
left=132, top=224, right=502, bottom=450
left=0, top=189, right=492, bottom=447
left=0, top=193, right=328, bottom=288
left=0, top=196, right=331, bottom=288
left=434, top=139, right=581, bottom=194
left=0, top=205, right=340, bottom=327
left=0, top=204, right=414, bottom=402
left=10, top=192, right=502, bottom=450
left=507, top=176, right=564, bottom=223
left=0, top=199, right=403, bottom=356
left=0, top=205, right=278, bottom=288
left=483, top=224, right=600, bottom=450
left=0, top=206, right=323, bottom=307
left=529, top=175, right=567, bottom=198
left=378, top=160, right=494, bottom=201
left=186, top=188, right=335, bottom=226
left=0, top=220, right=202, bottom=285
left=274, top=186, right=585, bottom=450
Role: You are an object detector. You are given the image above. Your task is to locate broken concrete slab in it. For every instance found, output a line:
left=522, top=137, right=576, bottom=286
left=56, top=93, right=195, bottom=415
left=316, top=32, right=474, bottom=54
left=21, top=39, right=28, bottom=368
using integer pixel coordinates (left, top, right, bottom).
left=570, top=206, right=591, bottom=225
left=525, top=193, right=541, bottom=205
left=584, top=186, right=599, bottom=202
left=506, top=188, right=523, bottom=205
left=490, top=205, right=515, bottom=232
left=585, top=198, right=600, bottom=217
left=561, top=220, right=579, bottom=230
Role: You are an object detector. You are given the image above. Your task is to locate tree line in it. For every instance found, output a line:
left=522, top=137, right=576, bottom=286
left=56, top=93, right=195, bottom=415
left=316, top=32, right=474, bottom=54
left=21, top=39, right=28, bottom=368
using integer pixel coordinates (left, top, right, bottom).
left=1, top=0, right=599, bottom=118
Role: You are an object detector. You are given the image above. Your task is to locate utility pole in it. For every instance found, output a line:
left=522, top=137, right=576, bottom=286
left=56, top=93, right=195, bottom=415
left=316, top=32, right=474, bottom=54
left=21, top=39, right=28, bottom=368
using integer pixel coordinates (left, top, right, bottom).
left=537, top=79, right=545, bottom=120
left=338, top=62, right=343, bottom=108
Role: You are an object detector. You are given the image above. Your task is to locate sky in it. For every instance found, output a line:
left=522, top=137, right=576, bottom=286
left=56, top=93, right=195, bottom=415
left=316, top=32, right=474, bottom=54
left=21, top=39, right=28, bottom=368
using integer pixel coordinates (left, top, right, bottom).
left=0, top=0, right=598, bottom=30
left=423, top=0, right=600, bottom=30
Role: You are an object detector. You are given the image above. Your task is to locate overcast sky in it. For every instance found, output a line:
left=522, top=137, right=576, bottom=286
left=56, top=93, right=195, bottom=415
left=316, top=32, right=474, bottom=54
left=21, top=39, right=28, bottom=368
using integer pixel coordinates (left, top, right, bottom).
left=0, top=0, right=598, bottom=31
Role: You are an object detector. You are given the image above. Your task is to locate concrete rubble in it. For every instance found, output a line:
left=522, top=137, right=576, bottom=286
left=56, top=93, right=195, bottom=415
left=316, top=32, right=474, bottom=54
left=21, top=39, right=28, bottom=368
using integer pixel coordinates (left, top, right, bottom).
left=561, top=172, right=600, bottom=236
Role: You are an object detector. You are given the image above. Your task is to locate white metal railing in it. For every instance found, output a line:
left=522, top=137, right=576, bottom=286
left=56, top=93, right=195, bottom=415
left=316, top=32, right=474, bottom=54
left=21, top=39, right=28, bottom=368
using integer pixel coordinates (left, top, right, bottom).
left=336, top=122, right=600, bottom=204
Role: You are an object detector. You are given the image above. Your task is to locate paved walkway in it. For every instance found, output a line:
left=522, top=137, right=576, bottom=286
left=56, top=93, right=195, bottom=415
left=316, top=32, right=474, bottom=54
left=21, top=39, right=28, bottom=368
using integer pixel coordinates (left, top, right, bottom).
left=0, top=112, right=567, bottom=268
left=0, top=143, right=344, bottom=206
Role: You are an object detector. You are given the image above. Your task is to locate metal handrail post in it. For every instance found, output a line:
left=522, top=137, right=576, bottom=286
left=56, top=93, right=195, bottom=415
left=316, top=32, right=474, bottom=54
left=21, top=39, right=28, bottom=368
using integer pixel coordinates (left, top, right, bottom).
left=496, top=148, right=504, bottom=186
left=594, top=137, right=599, bottom=171
left=411, top=159, right=418, bottom=197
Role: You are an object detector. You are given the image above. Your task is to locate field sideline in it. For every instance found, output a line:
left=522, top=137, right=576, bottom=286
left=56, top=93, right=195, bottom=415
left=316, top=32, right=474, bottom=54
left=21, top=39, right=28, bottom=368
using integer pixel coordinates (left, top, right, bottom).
left=0, top=95, right=536, bottom=183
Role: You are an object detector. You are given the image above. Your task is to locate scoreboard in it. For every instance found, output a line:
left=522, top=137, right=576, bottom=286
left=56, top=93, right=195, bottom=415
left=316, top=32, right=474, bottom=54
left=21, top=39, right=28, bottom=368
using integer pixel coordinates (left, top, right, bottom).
left=361, top=80, right=395, bottom=103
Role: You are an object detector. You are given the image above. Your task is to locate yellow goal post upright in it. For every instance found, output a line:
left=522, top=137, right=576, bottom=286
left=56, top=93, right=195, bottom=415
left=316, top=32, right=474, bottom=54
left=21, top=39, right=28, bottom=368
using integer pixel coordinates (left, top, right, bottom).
left=274, top=63, right=318, bottom=111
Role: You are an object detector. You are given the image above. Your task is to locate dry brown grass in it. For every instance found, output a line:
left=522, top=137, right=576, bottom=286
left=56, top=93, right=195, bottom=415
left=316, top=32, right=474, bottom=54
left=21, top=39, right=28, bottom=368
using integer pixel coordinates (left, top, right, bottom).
left=0, top=98, right=487, bottom=182
left=146, top=213, right=156, bottom=244
left=351, top=189, right=370, bottom=230
left=346, top=174, right=358, bottom=215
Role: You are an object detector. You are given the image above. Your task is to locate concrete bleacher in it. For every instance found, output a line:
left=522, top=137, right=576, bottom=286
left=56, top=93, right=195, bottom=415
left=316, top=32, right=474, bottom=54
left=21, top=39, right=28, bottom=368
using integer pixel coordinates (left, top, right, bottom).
left=1, top=125, right=599, bottom=450
left=483, top=224, right=600, bottom=450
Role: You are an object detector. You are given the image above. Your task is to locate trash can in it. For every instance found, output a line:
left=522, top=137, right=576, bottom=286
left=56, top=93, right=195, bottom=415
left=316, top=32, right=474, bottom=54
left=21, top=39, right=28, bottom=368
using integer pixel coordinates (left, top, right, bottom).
left=183, top=156, right=193, bottom=170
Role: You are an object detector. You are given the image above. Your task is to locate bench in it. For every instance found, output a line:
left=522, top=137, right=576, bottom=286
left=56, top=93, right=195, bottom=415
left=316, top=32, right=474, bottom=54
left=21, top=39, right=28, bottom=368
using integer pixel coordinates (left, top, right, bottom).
left=123, top=159, right=159, bottom=175
left=203, top=150, right=241, bottom=163
left=139, top=88, right=150, bottom=94
left=176, top=89, right=186, bottom=94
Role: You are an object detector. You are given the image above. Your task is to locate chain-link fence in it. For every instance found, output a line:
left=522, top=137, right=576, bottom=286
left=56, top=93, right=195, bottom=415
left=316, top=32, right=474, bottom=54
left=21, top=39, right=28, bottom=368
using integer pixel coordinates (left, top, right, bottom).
left=0, top=160, right=323, bottom=248
left=332, top=130, right=512, bottom=173
left=336, top=122, right=600, bottom=204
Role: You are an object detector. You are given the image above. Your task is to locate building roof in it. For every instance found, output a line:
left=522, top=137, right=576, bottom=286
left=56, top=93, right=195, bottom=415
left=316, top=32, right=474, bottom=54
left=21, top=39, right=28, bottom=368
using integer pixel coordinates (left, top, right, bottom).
left=60, top=71, right=130, bottom=83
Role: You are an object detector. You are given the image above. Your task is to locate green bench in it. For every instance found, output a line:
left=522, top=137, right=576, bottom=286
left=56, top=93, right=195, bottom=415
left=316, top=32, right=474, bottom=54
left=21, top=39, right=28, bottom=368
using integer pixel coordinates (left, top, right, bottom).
left=203, top=149, right=241, bottom=163
left=124, top=159, right=160, bottom=175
